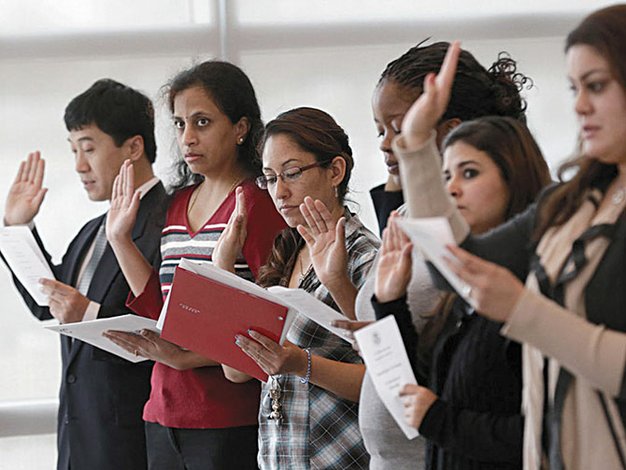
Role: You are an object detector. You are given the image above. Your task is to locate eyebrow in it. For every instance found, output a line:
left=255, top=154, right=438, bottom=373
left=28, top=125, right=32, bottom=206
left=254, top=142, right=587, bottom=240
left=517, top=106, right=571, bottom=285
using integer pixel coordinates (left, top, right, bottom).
left=575, top=68, right=610, bottom=82
left=457, top=160, right=480, bottom=168
left=172, top=111, right=211, bottom=120
left=262, top=158, right=301, bottom=172
left=67, top=136, right=94, bottom=144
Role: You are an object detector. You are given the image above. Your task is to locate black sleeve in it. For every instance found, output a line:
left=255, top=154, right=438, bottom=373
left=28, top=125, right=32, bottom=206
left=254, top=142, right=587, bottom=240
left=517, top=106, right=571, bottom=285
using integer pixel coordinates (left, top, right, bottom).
left=370, top=294, right=429, bottom=383
left=419, top=398, right=523, bottom=464
left=429, top=201, right=539, bottom=295
left=370, top=184, right=404, bottom=235
left=461, top=201, right=538, bottom=281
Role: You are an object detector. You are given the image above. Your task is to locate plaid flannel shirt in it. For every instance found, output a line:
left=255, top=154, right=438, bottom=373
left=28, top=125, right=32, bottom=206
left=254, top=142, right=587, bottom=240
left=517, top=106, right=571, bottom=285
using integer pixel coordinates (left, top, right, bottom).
left=258, top=212, right=379, bottom=469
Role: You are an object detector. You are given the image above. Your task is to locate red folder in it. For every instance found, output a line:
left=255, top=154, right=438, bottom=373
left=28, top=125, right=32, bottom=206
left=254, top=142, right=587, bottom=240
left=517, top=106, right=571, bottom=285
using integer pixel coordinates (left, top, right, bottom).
left=161, top=266, right=290, bottom=382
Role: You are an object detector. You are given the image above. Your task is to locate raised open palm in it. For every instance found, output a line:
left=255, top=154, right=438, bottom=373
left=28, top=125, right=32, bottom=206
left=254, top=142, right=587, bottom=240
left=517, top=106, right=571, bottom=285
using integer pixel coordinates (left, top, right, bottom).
left=401, top=41, right=461, bottom=147
left=297, top=197, right=348, bottom=288
left=375, top=213, right=413, bottom=303
left=212, top=186, right=248, bottom=272
left=4, top=151, right=48, bottom=225
left=106, top=160, right=140, bottom=244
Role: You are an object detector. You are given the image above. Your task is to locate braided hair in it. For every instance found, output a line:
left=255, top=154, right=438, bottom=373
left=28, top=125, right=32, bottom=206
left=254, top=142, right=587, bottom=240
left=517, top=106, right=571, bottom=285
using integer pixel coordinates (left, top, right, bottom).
left=377, top=40, right=531, bottom=123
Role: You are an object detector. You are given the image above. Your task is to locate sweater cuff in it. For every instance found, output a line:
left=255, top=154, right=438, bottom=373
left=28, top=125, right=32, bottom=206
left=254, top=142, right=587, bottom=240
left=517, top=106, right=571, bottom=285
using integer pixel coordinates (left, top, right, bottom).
left=370, top=294, right=409, bottom=321
left=419, top=397, right=447, bottom=439
left=126, top=272, right=162, bottom=320
left=393, top=132, right=469, bottom=243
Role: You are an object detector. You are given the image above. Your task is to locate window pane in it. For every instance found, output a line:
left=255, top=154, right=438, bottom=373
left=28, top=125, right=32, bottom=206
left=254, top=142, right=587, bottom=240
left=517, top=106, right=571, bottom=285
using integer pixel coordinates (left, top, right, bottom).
left=0, top=434, right=56, bottom=469
left=0, top=0, right=212, bottom=35
left=234, top=0, right=614, bottom=24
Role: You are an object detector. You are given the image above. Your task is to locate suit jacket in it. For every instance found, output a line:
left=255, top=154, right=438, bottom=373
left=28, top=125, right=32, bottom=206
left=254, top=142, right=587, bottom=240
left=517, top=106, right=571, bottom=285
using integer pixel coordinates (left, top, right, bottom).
left=7, top=182, right=169, bottom=470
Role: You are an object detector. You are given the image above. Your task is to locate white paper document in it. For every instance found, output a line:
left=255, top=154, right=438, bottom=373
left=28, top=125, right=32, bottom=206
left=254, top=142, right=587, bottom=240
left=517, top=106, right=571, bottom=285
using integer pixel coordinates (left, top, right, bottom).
left=398, top=217, right=476, bottom=308
left=268, top=286, right=354, bottom=344
left=0, top=225, right=55, bottom=306
left=44, top=314, right=158, bottom=363
left=354, top=315, right=419, bottom=439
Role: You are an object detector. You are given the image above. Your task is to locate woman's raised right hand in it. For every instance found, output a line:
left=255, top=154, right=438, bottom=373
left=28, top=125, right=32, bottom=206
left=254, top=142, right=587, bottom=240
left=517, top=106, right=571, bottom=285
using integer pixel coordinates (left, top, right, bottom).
left=4, top=151, right=48, bottom=226
left=374, top=213, right=413, bottom=303
left=212, top=186, right=248, bottom=272
left=400, top=41, right=461, bottom=149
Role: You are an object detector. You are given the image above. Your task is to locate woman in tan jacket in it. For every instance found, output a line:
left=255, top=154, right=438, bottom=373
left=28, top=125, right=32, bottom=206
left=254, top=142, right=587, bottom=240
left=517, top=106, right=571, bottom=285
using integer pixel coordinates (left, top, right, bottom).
left=395, top=5, right=626, bottom=469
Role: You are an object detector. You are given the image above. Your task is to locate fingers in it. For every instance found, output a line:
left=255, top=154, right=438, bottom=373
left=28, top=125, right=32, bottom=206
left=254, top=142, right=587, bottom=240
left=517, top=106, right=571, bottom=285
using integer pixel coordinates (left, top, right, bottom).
left=300, top=197, right=328, bottom=234
left=399, top=383, right=421, bottom=397
left=247, top=330, right=281, bottom=354
left=124, top=160, right=134, bottom=199
left=26, top=151, right=40, bottom=184
left=39, top=278, right=72, bottom=296
left=438, top=41, right=461, bottom=94
left=103, top=330, right=146, bottom=355
left=330, top=320, right=371, bottom=332
left=296, top=224, right=315, bottom=246
left=34, top=155, right=45, bottom=189
left=234, top=186, right=246, bottom=219
left=334, top=216, right=346, bottom=248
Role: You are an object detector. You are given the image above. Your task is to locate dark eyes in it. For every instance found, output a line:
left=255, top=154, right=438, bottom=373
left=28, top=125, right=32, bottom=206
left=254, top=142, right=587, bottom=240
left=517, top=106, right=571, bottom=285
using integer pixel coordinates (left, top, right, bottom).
left=444, top=168, right=479, bottom=181
left=570, top=80, right=607, bottom=95
left=173, top=117, right=211, bottom=130
left=462, top=168, right=479, bottom=179
left=587, top=81, right=606, bottom=93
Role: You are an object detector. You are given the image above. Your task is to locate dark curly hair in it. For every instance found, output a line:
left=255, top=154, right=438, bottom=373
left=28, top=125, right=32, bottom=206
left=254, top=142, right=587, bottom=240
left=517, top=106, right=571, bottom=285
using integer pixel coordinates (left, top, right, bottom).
left=377, top=40, right=531, bottom=123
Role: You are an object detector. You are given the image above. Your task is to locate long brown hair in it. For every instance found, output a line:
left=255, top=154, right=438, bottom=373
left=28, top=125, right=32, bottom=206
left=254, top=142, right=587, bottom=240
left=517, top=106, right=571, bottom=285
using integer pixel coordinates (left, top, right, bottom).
left=256, top=107, right=354, bottom=288
left=535, top=5, right=626, bottom=238
left=443, top=116, right=552, bottom=220
left=422, top=117, right=551, bottom=351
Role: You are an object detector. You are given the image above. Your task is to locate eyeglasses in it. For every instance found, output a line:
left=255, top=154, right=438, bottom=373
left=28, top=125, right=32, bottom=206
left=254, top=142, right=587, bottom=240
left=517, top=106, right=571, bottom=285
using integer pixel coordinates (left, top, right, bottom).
left=255, top=161, right=329, bottom=190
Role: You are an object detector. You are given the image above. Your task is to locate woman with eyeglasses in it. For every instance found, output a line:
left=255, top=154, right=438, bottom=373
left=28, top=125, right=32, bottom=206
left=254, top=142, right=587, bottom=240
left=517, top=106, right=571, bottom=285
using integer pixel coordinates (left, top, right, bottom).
left=213, top=107, right=379, bottom=469
left=103, top=61, right=285, bottom=469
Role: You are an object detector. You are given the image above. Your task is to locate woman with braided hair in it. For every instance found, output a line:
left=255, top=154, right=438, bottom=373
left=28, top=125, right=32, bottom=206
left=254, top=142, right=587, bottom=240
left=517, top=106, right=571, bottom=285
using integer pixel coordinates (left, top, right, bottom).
left=334, top=41, right=535, bottom=469
left=370, top=40, right=530, bottom=233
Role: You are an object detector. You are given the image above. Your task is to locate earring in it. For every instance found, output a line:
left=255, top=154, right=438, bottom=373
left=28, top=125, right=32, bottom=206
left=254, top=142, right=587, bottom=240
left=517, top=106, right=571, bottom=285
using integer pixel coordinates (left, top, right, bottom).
left=334, top=186, right=339, bottom=198
left=238, top=137, right=244, bottom=145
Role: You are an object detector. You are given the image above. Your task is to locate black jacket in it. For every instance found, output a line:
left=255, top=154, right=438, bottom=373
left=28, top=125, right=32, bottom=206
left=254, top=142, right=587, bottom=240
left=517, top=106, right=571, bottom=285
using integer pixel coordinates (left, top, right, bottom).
left=5, top=183, right=168, bottom=470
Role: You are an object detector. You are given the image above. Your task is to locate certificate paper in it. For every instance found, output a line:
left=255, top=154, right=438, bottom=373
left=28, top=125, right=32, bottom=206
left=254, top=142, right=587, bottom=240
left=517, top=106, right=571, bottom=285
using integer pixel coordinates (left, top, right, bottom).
left=398, top=217, right=476, bottom=309
left=45, top=314, right=158, bottom=363
left=267, top=286, right=354, bottom=344
left=354, top=316, right=419, bottom=439
left=0, top=226, right=55, bottom=306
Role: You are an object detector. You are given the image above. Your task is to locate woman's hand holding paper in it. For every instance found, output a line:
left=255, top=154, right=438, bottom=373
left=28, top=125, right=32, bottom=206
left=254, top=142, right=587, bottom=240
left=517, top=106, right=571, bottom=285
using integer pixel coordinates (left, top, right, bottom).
left=235, top=330, right=307, bottom=377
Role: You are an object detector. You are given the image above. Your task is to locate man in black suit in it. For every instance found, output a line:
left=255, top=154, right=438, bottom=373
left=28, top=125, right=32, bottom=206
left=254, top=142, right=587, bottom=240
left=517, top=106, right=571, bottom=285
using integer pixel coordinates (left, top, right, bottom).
left=2, top=79, right=168, bottom=470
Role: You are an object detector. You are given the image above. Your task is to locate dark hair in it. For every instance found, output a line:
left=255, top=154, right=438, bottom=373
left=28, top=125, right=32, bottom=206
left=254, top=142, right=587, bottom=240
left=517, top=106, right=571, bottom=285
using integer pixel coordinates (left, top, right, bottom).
left=256, top=107, right=354, bottom=288
left=64, top=78, right=157, bottom=163
left=422, top=116, right=551, bottom=356
left=443, top=116, right=552, bottom=220
left=535, top=5, right=626, bottom=238
left=377, top=40, right=531, bottom=123
left=166, top=60, right=263, bottom=190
